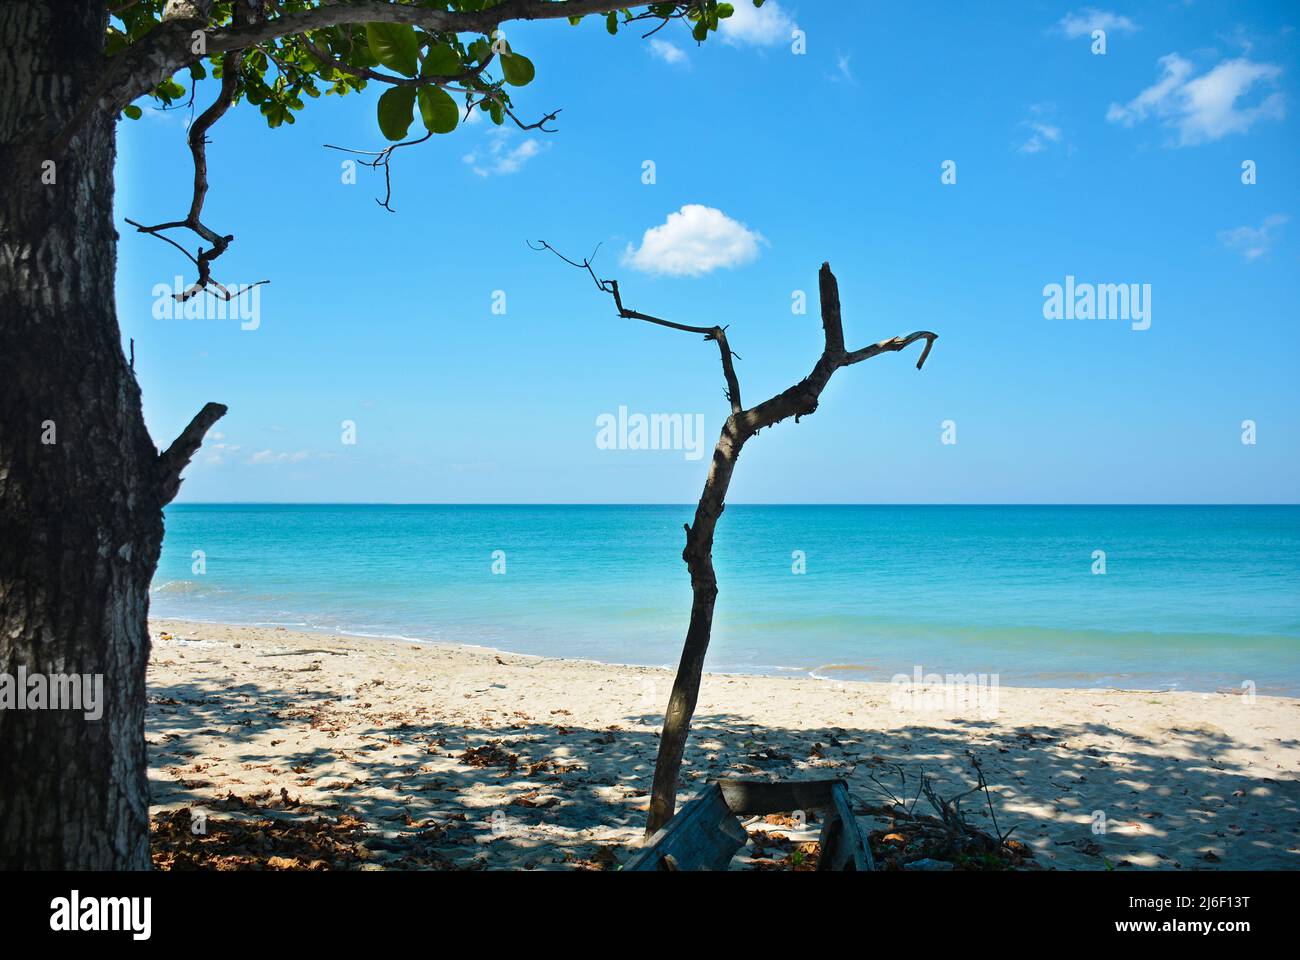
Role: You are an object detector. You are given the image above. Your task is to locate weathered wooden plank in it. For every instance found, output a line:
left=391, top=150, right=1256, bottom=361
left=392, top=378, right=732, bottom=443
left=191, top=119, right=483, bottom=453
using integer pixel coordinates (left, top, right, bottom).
left=817, top=780, right=874, bottom=871
left=622, top=784, right=748, bottom=871
left=716, top=778, right=839, bottom=816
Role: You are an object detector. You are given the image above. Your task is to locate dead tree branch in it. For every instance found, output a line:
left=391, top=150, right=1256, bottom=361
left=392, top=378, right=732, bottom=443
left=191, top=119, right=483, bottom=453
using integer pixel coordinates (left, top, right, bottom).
left=124, top=47, right=268, bottom=301
left=157, top=401, right=228, bottom=505
left=530, top=240, right=743, bottom=412
left=538, top=243, right=938, bottom=834
left=324, top=131, right=435, bottom=213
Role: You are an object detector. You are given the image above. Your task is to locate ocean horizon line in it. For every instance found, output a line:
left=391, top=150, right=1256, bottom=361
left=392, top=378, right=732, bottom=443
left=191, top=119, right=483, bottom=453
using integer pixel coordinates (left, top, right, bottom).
left=169, top=501, right=1300, bottom=508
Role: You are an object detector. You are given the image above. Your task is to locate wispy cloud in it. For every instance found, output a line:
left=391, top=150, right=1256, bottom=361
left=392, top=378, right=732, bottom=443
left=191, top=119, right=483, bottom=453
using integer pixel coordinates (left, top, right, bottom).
left=462, top=130, right=546, bottom=177
left=248, top=448, right=311, bottom=465
left=1016, top=105, right=1064, bottom=154
left=830, top=52, right=853, bottom=84
left=203, top=441, right=241, bottom=466
left=1018, top=122, right=1062, bottom=154
left=648, top=37, right=687, bottom=66
left=622, top=204, right=765, bottom=277
left=1053, top=8, right=1138, bottom=39
left=1107, top=54, right=1284, bottom=145
left=1218, top=214, right=1288, bottom=261
left=719, top=0, right=797, bottom=47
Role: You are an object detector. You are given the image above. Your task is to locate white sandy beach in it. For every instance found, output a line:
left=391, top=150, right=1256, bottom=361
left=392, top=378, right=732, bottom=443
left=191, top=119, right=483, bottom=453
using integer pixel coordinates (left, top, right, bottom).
left=146, top=619, right=1300, bottom=870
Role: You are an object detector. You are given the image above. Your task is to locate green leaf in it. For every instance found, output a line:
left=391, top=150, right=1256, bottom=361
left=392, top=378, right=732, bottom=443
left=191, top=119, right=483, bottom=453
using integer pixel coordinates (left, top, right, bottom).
left=420, top=44, right=462, bottom=78
left=376, top=85, right=417, bottom=141
left=418, top=85, right=458, bottom=134
left=123, top=104, right=142, bottom=120
left=366, top=22, right=419, bottom=76
left=499, top=52, right=535, bottom=87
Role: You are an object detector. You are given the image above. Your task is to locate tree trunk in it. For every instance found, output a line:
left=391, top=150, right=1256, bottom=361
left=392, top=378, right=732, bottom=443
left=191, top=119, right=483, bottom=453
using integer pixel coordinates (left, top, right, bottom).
left=645, top=417, right=747, bottom=834
left=0, top=2, right=161, bottom=869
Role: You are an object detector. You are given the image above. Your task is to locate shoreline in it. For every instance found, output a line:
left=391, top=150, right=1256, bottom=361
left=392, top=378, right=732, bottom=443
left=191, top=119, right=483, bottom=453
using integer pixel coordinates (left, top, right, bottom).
left=149, top=613, right=1293, bottom=698
left=147, top=618, right=1300, bottom=870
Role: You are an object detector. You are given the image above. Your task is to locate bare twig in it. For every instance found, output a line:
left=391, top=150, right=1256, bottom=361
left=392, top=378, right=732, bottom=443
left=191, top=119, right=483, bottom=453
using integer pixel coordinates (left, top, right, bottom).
left=125, top=48, right=267, bottom=300
left=530, top=240, right=744, bottom=412
left=324, top=131, right=434, bottom=213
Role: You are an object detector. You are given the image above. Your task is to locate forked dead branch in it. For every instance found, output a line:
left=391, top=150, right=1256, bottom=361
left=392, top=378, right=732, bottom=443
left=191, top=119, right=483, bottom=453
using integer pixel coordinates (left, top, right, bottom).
left=535, top=241, right=938, bottom=834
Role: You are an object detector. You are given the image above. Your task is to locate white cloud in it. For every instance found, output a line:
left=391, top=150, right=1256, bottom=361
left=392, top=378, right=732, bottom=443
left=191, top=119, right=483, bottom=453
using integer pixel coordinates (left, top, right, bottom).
left=1218, top=214, right=1288, bottom=261
left=1054, top=8, right=1138, bottom=39
left=1108, top=54, right=1285, bottom=145
left=462, top=130, right=545, bottom=177
left=204, top=441, right=241, bottom=466
left=648, top=38, right=687, bottom=65
left=248, top=448, right=310, bottom=465
left=720, top=0, right=797, bottom=47
left=622, top=205, right=765, bottom=277
left=1016, top=104, right=1064, bottom=154
left=1018, top=122, right=1062, bottom=154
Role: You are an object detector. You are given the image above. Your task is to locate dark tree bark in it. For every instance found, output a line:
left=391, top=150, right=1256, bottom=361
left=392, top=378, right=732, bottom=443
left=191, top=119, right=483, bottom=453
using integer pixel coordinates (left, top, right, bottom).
left=0, top=2, right=222, bottom=869
left=0, top=0, right=742, bottom=870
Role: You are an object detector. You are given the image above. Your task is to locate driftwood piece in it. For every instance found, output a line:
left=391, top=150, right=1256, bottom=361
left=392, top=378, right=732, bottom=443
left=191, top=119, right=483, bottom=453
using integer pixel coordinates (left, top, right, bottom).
left=626, top=778, right=872, bottom=872
left=719, top=778, right=841, bottom=815
left=817, top=781, right=874, bottom=872
left=623, top=783, right=747, bottom=871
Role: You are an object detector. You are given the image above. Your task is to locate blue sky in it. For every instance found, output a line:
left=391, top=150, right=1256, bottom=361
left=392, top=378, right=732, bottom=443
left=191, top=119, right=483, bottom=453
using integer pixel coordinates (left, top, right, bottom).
left=115, top=1, right=1300, bottom=504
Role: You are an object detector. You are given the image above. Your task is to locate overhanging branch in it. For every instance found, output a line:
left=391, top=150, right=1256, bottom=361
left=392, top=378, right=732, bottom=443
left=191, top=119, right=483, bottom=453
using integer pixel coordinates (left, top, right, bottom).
left=123, top=47, right=268, bottom=300
left=84, top=1, right=653, bottom=129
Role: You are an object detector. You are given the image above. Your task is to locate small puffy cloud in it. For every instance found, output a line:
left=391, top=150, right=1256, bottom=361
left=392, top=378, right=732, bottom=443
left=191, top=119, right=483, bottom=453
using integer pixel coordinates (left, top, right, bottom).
left=1054, top=8, right=1138, bottom=38
left=248, top=448, right=310, bottom=465
left=1218, top=214, right=1288, bottom=261
left=622, top=205, right=765, bottom=277
left=720, top=0, right=797, bottom=47
left=1107, top=54, right=1284, bottom=145
left=462, top=130, right=545, bottom=177
left=648, top=38, right=687, bottom=65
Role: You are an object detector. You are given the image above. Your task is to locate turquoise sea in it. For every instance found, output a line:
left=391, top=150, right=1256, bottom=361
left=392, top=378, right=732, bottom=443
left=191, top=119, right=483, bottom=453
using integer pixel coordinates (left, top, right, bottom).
left=153, top=505, right=1300, bottom=695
